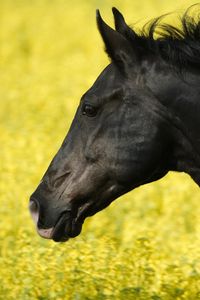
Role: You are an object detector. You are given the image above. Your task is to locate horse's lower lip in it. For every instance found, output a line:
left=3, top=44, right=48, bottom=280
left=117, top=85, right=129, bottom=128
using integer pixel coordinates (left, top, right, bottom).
left=51, top=213, right=72, bottom=242
left=52, top=202, right=93, bottom=242
left=51, top=213, right=83, bottom=242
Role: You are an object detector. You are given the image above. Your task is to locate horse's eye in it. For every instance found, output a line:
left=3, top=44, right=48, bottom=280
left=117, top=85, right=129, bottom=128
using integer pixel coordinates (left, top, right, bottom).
left=82, top=104, right=97, bottom=117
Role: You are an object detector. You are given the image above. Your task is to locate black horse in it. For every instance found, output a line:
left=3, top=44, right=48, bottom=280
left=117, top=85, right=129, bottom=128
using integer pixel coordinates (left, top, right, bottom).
left=30, top=6, right=200, bottom=242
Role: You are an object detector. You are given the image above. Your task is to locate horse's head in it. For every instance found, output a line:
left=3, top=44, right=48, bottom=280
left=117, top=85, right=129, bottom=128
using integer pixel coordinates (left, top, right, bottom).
left=30, top=8, right=172, bottom=242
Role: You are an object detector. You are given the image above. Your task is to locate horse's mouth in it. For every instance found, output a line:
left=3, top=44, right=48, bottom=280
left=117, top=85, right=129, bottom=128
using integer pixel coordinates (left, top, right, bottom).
left=37, top=201, right=94, bottom=242
left=52, top=213, right=83, bottom=242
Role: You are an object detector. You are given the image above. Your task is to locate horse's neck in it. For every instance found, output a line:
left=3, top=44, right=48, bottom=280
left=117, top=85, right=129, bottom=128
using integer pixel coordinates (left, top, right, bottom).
left=169, top=76, right=200, bottom=185
left=147, top=68, right=200, bottom=185
left=170, top=79, right=200, bottom=185
left=169, top=84, right=200, bottom=153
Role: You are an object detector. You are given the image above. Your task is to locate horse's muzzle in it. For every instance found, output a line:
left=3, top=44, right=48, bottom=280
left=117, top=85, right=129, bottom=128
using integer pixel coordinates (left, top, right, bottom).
left=29, top=198, right=83, bottom=242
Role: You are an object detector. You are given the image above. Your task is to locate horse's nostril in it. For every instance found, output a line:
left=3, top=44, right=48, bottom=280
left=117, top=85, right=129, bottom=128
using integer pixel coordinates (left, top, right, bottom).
left=29, top=199, right=37, bottom=213
left=29, top=198, right=40, bottom=224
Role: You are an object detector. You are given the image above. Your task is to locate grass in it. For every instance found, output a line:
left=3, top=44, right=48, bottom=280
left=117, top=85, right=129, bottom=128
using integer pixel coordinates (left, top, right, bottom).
left=0, top=0, right=200, bottom=299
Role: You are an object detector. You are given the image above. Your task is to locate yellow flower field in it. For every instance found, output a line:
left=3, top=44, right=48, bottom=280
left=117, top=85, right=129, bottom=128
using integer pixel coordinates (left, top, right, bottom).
left=0, top=0, right=200, bottom=299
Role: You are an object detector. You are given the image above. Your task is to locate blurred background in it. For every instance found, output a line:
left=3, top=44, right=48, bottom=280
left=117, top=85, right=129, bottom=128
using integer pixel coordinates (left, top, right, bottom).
left=0, top=0, right=200, bottom=299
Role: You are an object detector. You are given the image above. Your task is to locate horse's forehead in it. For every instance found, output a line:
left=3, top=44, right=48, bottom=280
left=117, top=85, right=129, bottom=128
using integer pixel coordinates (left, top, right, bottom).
left=89, top=64, right=123, bottom=95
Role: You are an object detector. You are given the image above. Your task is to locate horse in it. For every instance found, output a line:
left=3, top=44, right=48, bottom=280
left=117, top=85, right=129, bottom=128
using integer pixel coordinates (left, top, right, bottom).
left=29, top=6, right=200, bottom=242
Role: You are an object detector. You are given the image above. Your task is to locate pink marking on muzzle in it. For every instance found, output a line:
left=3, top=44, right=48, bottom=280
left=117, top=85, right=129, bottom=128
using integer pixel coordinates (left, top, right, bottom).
left=29, top=200, right=54, bottom=239
left=37, top=227, right=54, bottom=239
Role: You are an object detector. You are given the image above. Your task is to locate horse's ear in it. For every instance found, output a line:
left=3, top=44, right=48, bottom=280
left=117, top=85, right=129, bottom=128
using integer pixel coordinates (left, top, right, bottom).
left=112, top=8, right=131, bottom=36
left=112, top=7, right=140, bottom=45
left=96, top=9, right=135, bottom=70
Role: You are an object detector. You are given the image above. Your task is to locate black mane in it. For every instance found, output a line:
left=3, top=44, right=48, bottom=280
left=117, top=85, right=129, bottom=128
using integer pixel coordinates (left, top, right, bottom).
left=124, top=5, right=200, bottom=72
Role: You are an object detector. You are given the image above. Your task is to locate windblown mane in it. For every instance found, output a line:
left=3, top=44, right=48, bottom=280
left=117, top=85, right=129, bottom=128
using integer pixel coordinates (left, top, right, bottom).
left=124, top=5, right=200, bottom=72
